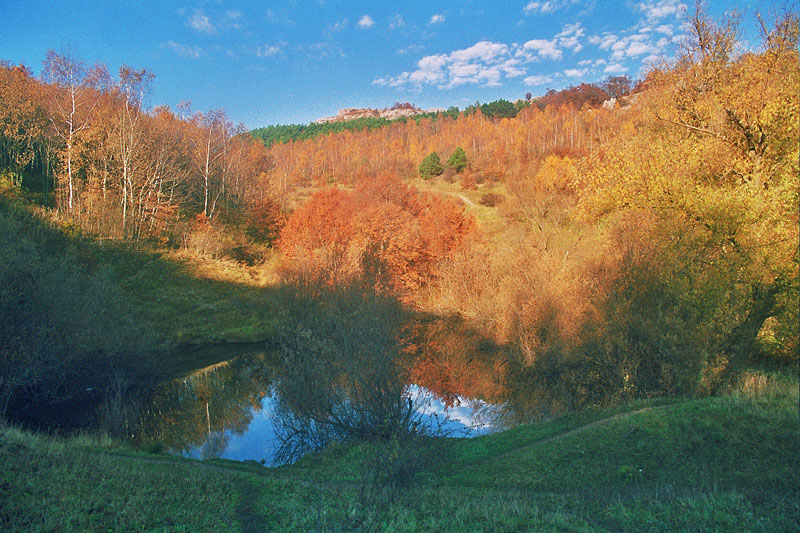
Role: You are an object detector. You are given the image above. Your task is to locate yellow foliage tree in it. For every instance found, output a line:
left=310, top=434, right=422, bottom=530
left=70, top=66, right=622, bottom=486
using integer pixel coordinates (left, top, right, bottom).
left=581, top=6, right=799, bottom=372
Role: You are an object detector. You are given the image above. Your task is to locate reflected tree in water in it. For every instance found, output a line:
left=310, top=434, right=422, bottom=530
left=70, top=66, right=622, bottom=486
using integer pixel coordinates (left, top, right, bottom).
left=136, top=353, right=278, bottom=458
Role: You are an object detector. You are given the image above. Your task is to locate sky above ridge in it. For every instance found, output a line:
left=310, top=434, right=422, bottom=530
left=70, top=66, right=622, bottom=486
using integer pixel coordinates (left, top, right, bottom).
left=0, top=1, right=775, bottom=128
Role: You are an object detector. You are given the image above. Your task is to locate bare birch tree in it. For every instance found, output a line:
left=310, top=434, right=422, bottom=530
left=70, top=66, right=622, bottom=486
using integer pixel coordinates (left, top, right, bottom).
left=43, top=50, right=103, bottom=211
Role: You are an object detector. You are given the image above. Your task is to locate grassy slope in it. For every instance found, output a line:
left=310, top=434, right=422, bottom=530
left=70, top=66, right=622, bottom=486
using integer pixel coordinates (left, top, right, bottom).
left=107, top=248, right=283, bottom=347
left=2, top=198, right=282, bottom=358
left=2, top=372, right=797, bottom=532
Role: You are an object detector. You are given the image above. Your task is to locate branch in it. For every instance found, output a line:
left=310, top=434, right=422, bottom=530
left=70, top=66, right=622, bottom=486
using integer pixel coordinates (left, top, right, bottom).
left=654, top=112, right=725, bottom=140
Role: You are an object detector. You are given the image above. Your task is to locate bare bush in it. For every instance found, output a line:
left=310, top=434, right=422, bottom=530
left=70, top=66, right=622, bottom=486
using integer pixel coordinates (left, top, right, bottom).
left=271, top=281, right=449, bottom=498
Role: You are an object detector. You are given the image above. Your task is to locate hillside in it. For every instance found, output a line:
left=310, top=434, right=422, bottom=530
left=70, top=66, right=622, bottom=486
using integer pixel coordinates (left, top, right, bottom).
left=0, top=7, right=798, bottom=531
left=1, top=372, right=797, bottom=531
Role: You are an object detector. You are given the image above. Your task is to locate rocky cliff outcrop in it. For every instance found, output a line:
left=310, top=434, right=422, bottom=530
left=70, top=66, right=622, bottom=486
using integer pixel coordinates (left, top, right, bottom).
left=314, top=106, right=444, bottom=124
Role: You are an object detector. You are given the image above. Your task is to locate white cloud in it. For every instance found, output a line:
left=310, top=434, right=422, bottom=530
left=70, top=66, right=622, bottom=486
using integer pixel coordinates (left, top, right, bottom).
left=523, top=0, right=577, bottom=15
left=265, top=9, right=296, bottom=27
left=623, top=40, right=653, bottom=57
left=577, top=58, right=607, bottom=67
left=590, top=33, right=619, bottom=50
left=642, top=53, right=661, bottom=65
left=389, top=14, right=405, bottom=29
left=430, top=14, right=445, bottom=24
left=524, top=73, right=555, bottom=86
left=604, top=62, right=628, bottom=74
left=329, top=19, right=348, bottom=32
left=451, top=41, right=509, bottom=63
left=556, top=22, right=583, bottom=38
left=522, top=39, right=563, bottom=61
left=375, top=40, right=528, bottom=89
left=590, top=20, right=676, bottom=65
left=358, top=15, right=375, bottom=28
left=501, top=60, right=526, bottom=77
left=186, top=9, right=245, bottom=33
left=165, top=41, right=205, bottom=59
left=396, top=44, right=424, bottom=55
left=556, top=22, right=585, bottom=52
left=224, top=10, right=242, bottom=30
left=655, top=24, right=674, bottom=35
left=374, top=19, right=599, bottom=91
left=188, top=10, right=216, bottom=34
left=524, top=1, right=556, bottom=14
left=637, top=0, right=685, bottom=22
left=607, top=33, right=661, bottom=59
left=297, top=41, right=345, bottom=60
left=256, top=44, right=281, bottom=57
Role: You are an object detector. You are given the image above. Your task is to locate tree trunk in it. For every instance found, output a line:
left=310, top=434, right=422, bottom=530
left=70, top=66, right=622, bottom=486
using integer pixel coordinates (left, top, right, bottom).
left=725, top=282, right=778, bottom=365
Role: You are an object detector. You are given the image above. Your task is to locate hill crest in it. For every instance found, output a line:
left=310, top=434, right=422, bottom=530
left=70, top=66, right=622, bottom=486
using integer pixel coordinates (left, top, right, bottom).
left=313, top=104, right=445, bottom=124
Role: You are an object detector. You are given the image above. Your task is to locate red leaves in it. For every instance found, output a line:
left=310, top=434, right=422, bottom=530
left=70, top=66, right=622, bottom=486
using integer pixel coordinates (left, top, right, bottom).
left=278, top=174, right=476, bottom=300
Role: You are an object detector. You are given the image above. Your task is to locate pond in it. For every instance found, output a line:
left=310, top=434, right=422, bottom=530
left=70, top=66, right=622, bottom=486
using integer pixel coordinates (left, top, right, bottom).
left=134, top=346, right=504, bottom=466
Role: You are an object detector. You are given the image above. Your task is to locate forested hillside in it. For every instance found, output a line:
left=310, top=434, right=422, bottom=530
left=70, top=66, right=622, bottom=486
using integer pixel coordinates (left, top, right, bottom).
left=0, top=8, right=797, bottom=419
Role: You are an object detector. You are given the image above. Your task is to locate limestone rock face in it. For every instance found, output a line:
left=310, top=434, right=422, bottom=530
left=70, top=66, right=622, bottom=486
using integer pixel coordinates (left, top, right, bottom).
left=602, top=97, right=618, bottom=110
left=313, top=106, right=445, bottom=124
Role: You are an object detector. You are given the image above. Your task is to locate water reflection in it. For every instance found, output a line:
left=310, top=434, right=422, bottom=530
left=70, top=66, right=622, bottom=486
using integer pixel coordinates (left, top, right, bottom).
left=136, top=351, right=278, bottom=461
left=135, top=351, right=502, bottom=465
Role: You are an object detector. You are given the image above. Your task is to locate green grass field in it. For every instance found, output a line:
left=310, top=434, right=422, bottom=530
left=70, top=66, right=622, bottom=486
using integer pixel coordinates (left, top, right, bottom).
left=2, top=369, right=797, bottom=532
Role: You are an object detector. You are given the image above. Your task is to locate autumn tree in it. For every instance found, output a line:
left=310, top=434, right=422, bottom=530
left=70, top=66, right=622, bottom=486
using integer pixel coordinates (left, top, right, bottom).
left=129, top=106, right=191, bottom=241
left=188, top=108, right=234, bottom=218
left=116, top=66, right=154, bottom=238
left=0, top=63, right=51, bottom=195
left=582, top=6, right=800, bottom=381
left=43, top=50, right=106, bottom=211
left=535, top=83, right=609, bottom=111
left=602, top=76, right=632, bottom=98
left=279, top=174, right=474, bottom=300
left=245, top=195, right=284, bottom=246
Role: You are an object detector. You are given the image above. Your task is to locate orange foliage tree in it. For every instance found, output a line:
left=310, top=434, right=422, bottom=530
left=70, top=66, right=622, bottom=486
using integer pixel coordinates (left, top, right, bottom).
left=278, top=174, right=475, bottom=301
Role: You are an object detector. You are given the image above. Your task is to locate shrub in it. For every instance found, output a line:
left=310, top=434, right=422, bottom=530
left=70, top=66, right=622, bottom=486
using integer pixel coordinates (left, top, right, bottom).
left=460, top=171, right=477, bottom=190
left=479, top=192, right=505, bottom=207
left=272, top=281, right=449, bottom=497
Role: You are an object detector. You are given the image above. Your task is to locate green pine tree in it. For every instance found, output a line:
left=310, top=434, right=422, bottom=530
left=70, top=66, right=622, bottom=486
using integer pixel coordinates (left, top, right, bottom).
left=446, top=147, right=468, bottom=173
left=419, top=151, right=444, bottom=180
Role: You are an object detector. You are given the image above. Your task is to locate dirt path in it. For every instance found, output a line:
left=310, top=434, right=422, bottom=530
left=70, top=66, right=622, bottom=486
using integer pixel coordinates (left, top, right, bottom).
left=235, top=477, right=264, bottom=533
left=450, top=192, right=478, bottom=208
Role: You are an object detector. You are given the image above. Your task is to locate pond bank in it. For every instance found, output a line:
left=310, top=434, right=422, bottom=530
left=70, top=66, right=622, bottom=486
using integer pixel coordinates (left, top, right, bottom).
left=2, top=373, right=797, bottom=531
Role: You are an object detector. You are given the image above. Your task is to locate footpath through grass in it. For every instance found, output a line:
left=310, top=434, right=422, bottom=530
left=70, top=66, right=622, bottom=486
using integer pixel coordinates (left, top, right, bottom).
left=2, top=369, right=797, bottom=531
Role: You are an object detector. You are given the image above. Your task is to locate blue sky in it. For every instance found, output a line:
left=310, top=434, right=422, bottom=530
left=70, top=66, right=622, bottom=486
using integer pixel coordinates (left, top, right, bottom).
left=0, top=1, right=773, bottom=128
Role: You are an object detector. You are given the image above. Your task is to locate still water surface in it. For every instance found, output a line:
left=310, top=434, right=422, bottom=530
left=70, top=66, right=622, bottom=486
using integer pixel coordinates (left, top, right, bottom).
left=135, top=347, right=502, bottom=465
